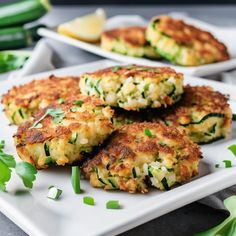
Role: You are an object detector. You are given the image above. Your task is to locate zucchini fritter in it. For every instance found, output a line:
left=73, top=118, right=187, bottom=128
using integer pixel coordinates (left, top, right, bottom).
left=82, top=122, right=201, bottom=193
left=14, top=96, right=114, bottom=169
left=101, top=26, right=160, bottom=59
left=146, top=16, right=230, bottom=66
left=1, top=75, right=81, bottom=125
left=150, top=85, right=232, bottom=144
left=79, top=64, right=184, bottom=111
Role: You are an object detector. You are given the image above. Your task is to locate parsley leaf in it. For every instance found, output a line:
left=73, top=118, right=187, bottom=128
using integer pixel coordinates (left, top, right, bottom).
left=31, top=108, right=65, bottom=128
left=228, top=144, right=236, bottom=157
left=15, top=162, right=37, bottom=189
left=0, top=160, right=11, bottom=192
left=0, top=152, right=16, bottom=168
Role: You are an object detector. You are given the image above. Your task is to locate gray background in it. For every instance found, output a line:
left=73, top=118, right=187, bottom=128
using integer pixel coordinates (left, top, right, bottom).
left=0, top=5, right=235, bottom=236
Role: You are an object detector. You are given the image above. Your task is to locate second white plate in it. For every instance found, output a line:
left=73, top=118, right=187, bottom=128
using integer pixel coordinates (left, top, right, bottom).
left=38, top=14, right=236, bottom=77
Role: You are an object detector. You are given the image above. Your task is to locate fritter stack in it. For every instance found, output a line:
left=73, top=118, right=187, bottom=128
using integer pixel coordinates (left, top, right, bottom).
left=1, top=64, right=232, bottom=193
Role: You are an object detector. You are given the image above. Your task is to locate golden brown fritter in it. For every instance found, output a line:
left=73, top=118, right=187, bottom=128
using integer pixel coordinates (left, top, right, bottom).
left=150, top=85, right=232, bottom=144
left=101, top=26, right=160, bottom=59
left=14, top=96, right=114, bottom=169
left=1, top=75, right=81, bottom=125
left=146, top=15, right=230, bottom=66
left=82, top=122, right=201, bottom=193
left=80, top=64, right=184, bottom=111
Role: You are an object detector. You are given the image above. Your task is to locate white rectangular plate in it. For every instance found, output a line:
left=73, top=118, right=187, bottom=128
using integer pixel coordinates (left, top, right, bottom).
left=38, top=14, right=236, bottom=77
left=0, top=60, right=236, bottom=236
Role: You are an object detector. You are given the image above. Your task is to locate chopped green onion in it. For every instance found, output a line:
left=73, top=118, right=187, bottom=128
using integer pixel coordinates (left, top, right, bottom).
left=30, top=108, right=65, bottom=128
left=73, top=100, right=84, bottom=106
left=223, top=160, right=232, bottom=168
left=68, top=133, right=78, bottom=144
left=44, top=143, right=50, bottom=156
left=228, top=144, right=236, bottom=157
left=106, top=200, right=120, bottom=209
left=18, top=108, right=24, bottom=119
left=144, top=128, right=153, bottom=137
left=47, top=186, right=62, bottom=200
left=132, top=167, right=137, bottom=178
left=112, top=66, right=121, bottom=72
left=161, top=177, right=170, bottom=190
left=83, top=196, right=95, bottom=206
left=45, top=157, right=53, bottom=165
left=233, top=114, right=236, bottom=121
left=215, top=164, right=220, bottom=168
left=33, top=123, right=43, bottom=129
left=108, top=179, right=117, bottom=188
left=71, top=166, right=80, bottom=194
left=70, top=107, right=77, bottom=113
left=58, top=98, right=65, bottom=104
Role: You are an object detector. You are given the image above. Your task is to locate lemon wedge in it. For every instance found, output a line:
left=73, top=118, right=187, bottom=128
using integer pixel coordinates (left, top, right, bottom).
left=57, top=9, right=106, bottom=43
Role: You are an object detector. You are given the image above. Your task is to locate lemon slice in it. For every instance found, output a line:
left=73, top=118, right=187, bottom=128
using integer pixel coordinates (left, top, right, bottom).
left=58, top=9, right=106, bottom=43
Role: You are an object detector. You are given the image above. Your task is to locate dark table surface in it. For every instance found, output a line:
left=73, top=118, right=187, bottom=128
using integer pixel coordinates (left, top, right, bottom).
left=0, top=5, right=235, bottom=236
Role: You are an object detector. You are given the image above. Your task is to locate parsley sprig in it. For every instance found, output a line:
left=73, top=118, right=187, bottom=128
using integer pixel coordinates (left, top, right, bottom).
left=31, top=108, right=65, bottom=129
left=0, top=140, right=37, bottom=191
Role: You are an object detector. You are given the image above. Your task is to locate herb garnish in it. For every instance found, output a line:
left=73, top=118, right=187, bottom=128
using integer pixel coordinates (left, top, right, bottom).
left=228, top=144, right=236, bottom=157
left=83, top=196, right=95, bottom=206
left=71, top=166, right=80, bottom=194
left=58, top=98, right=65, bottom=104
left=106, top=200, right=120, bottom=209
left=30, top=108, right=65, bottom=128
left=112, top=66, right=121, bottom=72
left=47, top=186, right=62, bottom=200
left=73, top=100, right=84, bottom=106
left=0, top=140, right=37, bottom=191
left=144, top=128, right=153, bottom=137
left=223, top=160, right=232, bottom=168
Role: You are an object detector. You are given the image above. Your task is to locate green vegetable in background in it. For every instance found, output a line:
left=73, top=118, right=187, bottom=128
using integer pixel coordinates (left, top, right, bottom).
left=194, top=196, right=236, bottom=236
left=0, top=0, right=51, bottom=28
left=0, top=50, right=31, bottom=73
left=0, top=140, right=37, bottom=191
left=0, top=23, right=47, bottom=51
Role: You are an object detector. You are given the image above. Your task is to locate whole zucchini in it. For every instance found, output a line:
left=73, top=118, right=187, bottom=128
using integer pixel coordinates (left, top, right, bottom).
left=0, top=23, right=46, bottom=50
left=0, top=27, right=31, bottom=50
left=0, top=0, right=51, bottom=28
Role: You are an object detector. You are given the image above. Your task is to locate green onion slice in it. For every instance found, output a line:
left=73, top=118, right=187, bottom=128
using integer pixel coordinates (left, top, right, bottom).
left=228, top=144, right=236, bottom=157
left=58, top=98, right=65, bottom=104
left=112, top=66, right=121, bottom=72
left=47, top=186, right=62, bottom=200
left=144, top=128, right=153, bottom=137
left=106, top=200, right=120, bottom=209
left=223, top=160, right=232, bottom=168
left=83, top=196, right=95, bottom=206
left=73, top=100, right=84, bottom=106
left=71, top=166, right=80, bottom=194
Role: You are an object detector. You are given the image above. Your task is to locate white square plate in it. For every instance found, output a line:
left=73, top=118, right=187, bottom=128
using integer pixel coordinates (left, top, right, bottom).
left=0, top=60, right=236, bottom=236
left=38, top=14, right=236, bottom=77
